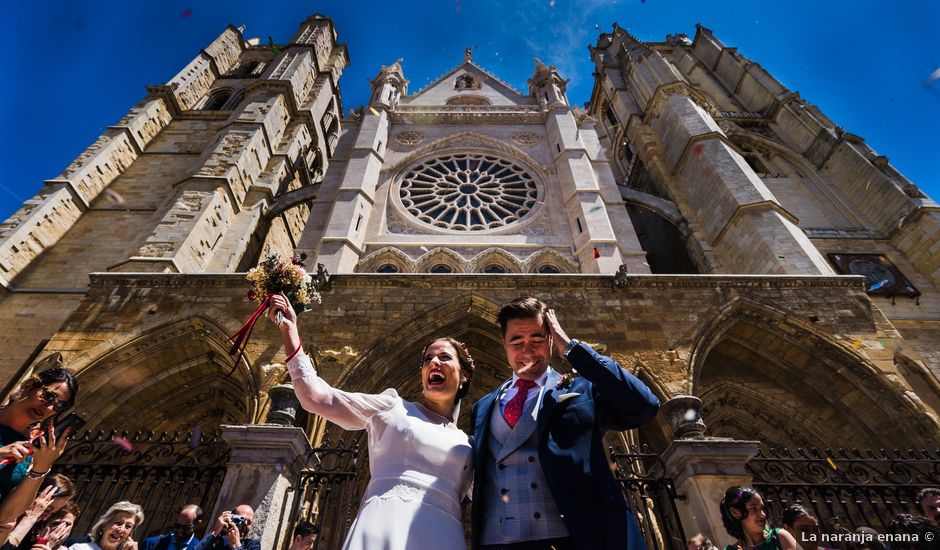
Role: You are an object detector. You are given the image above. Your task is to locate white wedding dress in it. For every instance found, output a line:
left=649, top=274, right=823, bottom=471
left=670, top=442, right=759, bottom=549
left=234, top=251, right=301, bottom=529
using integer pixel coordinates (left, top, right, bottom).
left=288, top=350, right=472, bottom=550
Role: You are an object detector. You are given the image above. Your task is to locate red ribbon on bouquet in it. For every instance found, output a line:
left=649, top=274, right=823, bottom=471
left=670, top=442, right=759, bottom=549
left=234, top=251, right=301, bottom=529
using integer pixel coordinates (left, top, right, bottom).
left=227, top=295, right=272, bottom=374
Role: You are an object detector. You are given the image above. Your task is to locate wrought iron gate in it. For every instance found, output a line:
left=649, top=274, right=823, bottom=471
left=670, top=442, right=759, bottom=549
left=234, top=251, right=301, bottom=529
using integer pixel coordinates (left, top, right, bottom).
left=285, top=438, right=361, bottom=550
left=610, top=442, right=688, bottom=550
left=51, top=429, right=230, bottom=540
left=749, top=447, right=940, bottom=534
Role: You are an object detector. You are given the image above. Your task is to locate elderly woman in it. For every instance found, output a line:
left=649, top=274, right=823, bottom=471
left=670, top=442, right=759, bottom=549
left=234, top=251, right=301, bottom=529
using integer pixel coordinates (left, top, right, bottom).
left=66, top=502, right=142, bottom=550
left=719, top=486, right=797, bottom=550
left=270, top=293, right=475, bottom=550
left=0, top=369, right=76, bottom=538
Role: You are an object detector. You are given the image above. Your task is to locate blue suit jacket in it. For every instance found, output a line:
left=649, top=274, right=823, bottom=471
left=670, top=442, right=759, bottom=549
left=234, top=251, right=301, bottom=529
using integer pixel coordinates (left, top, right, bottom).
left=470, top=342, right=660, bottom=550
left=142, top=533, right=200, bottom=550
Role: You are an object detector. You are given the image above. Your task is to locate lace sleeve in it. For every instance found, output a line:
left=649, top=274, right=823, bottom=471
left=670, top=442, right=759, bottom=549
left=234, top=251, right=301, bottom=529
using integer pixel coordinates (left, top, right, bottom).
left=287, top=350, right=397, bottom=430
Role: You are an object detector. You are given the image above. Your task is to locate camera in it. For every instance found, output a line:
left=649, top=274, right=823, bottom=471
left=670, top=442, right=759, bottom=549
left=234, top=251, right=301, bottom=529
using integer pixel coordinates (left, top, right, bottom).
left=226, top=512, right=249, bottom=537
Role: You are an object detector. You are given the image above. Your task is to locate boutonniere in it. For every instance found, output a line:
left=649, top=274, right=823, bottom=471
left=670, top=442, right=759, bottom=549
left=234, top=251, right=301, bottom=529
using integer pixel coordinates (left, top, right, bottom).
left=555, top=371, right=579, bottom=390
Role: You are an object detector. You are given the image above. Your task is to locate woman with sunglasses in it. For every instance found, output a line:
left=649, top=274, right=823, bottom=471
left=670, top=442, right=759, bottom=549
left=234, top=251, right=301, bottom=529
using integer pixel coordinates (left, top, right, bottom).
left=0, top=368, right=76, bottom=540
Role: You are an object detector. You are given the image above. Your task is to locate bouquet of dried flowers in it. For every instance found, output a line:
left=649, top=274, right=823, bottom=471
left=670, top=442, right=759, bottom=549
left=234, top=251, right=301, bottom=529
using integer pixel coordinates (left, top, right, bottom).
left=228, top=252, right=329, bottom=368
left=246, top=252, right=325, bottom=321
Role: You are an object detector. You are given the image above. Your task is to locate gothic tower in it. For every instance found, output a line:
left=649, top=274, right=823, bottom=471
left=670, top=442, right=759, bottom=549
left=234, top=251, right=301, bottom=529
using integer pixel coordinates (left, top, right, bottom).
left=0, top=15, right=348, bottom=425
left=588, top=24, right=940, bottom=439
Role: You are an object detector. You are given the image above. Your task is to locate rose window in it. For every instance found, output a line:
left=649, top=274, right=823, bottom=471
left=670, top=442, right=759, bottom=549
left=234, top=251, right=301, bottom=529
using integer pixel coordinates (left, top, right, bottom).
left=399, top=154, right=539, bottom=231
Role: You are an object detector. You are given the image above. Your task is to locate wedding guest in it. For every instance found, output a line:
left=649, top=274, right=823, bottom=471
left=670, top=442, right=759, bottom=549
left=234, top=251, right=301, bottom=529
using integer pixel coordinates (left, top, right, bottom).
left=719, top=486, right=797, bottom=550
left=286, top=522, right=317, bottom=550
left=917, top=487, right=940, bottom=527
left=65, top=501, right=143, bottom=550
left=8, top=475, right=76, bottom=549
left=781, top=505, right=822, bottom=549
left=141, top=505, right=203, bottom=550
left=0, top=369, right=76, bottom=537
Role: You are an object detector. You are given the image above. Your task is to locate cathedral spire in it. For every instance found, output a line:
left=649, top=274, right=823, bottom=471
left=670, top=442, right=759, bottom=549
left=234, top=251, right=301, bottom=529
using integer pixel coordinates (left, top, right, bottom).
left=528, top=57, right=568, bottom=105
left=369, top=58, right=408, bottom=108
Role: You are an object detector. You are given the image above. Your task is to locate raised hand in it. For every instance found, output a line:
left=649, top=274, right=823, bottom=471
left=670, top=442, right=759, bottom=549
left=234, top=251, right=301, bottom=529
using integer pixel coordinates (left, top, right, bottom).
left=544, top=309, right=571, bottom=357
left=29, top=424, right=69, bottom=473
left=269, top=293, right=302, bottom=359
left=23, top=485, right=56, bottom=520
left=39, top=518, right=73, bottom=548
left=268, top=293, right=298, bottom=328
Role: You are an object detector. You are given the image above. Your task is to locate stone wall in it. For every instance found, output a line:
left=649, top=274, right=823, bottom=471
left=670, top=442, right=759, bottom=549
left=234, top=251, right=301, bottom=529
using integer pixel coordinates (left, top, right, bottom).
left=21, top=273, right=938, bottom=450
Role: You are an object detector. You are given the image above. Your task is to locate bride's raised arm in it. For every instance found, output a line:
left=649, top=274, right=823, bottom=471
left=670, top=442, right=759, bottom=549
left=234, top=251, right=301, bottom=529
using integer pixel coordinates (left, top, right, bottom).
left=270, top=293, right=396, bottom=430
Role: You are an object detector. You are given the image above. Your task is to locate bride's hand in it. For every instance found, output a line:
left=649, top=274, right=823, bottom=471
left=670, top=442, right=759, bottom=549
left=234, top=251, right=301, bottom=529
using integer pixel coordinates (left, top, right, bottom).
left=268, top=293, right=299, bottom=328
left=269, top=293, right=302, bottom=357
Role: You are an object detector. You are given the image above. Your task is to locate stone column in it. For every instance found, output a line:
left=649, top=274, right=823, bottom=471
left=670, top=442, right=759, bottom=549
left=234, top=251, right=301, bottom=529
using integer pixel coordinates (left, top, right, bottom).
left=660, top=438, right=761, bottom=548
left=212, top=425, right=311, bottom=549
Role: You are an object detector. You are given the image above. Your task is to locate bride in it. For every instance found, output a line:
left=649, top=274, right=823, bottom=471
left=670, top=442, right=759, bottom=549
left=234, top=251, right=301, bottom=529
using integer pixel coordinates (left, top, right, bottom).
left=268, top=293, right=474, bottom=550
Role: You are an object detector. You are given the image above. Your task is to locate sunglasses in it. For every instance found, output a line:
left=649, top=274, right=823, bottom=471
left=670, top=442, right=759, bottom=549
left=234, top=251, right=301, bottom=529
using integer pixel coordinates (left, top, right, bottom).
left=38, top=387, right=70, bottom=412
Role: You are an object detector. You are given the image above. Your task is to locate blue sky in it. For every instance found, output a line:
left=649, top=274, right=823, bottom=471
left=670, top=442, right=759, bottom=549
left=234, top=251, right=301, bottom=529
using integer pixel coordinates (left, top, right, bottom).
left=1, top=0, right=938, bottom=222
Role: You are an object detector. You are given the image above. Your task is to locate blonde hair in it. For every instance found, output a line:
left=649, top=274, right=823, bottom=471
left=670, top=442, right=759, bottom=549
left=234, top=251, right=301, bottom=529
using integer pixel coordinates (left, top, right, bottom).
left=90, top=501, right=144, bottom=545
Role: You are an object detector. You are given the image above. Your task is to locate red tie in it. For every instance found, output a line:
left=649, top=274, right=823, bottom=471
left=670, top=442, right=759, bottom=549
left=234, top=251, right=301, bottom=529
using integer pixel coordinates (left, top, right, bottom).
left=503, top=379, right=537, bottom=429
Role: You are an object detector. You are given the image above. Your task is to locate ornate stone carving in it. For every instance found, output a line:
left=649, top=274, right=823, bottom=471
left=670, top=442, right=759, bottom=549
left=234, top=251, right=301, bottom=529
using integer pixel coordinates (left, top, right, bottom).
left=395, top=131, right=425, bottom=146
left=316, top=346, right=360, bottom=368
left=511, top=131, right=540, bottom=147
left=399, top=153, right=539, bottom=231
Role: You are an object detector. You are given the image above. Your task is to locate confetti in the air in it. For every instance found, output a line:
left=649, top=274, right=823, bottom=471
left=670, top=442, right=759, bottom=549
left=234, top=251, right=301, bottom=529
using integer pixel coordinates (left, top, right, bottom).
left=369, top=106, right=380, bottom=116
left=683, top=409, right=697, bottom=422
left=925, top=68, right=940, bottom=86
left=103, top=188, right=125, bottom=205
left=868, top=279, right=889, bottom=292
left=181, top=8, right=192, bottom=18
left=589, top=205, right=604, bottom=213
left=593, top=247, right=600, bottom=259
left=691, top=143, right=705, bottom=156
left=851, top=338, right=862, bottom=349
left=825, top=457, right=837, bottom=470
left=190, top=426, right=203, bottom=448
left=113, top=437, right=133, bottom=452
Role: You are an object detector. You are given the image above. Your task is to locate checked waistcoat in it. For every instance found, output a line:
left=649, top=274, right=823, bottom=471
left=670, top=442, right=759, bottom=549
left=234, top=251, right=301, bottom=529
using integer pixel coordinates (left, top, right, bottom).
left=479, top=387, right=568, bottom=545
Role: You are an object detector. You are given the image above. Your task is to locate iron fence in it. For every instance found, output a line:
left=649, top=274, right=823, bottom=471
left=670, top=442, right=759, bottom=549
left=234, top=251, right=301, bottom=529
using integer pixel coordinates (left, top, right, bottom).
left=748, top=447, right=940, bottom=534
left=51, top=429, right=229, bottom=540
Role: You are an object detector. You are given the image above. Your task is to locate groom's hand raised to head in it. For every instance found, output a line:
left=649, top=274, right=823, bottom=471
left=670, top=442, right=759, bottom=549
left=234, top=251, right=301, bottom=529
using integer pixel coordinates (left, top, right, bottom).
left=544, top=308, right=571, bottom=357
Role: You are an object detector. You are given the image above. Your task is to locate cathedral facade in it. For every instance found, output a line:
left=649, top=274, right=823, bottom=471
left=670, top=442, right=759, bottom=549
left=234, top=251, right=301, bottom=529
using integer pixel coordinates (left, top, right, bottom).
left=0, top=15, right=937, bottom=549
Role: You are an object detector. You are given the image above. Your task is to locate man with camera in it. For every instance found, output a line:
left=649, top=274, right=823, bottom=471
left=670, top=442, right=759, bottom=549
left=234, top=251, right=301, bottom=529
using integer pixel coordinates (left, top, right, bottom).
left=194, top=505, right=260, bottom=550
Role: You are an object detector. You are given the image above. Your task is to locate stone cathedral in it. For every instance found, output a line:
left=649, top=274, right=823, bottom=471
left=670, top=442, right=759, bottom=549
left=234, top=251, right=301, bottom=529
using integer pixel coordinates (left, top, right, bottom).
left=0, top=14, right=937, bottom=549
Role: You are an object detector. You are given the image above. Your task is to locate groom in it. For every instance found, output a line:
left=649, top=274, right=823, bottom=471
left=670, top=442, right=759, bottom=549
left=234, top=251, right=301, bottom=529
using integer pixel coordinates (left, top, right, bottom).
left=470, top=296, right=660, bottom=550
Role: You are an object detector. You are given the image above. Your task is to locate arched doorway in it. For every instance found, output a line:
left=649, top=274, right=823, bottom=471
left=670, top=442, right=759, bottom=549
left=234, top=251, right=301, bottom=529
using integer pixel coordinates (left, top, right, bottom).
left=692, top=304, right=938, bottom=449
